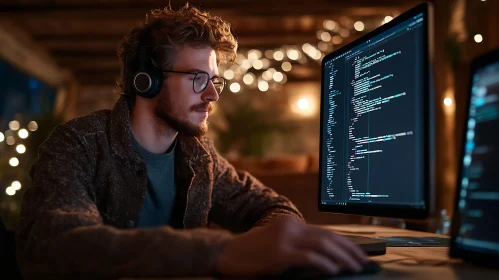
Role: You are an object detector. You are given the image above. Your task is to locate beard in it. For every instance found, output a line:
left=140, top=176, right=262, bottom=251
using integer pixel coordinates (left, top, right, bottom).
left=154, top=94, right=213, bottom=137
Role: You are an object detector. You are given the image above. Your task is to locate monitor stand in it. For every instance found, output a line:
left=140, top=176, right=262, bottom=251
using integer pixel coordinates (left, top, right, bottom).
left=370, top=217, right=450, bottom=247
left=332, top=217, right=449, bottom=255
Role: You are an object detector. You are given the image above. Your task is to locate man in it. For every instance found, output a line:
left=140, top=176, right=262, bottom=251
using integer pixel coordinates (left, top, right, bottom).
left=16, top=3, right=367, bottom=279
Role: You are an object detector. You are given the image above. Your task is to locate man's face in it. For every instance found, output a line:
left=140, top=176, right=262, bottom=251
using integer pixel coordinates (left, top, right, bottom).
left=154, top=46, right=220, bottom=137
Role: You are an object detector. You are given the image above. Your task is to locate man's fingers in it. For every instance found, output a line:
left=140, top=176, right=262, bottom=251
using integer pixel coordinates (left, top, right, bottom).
left=298, top=232, right=363, bottom=272
left=288, top=251, right=340, bottom=275
left=328, top=231, right=369, bottom=264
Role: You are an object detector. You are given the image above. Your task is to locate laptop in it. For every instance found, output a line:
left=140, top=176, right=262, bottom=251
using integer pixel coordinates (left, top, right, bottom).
left=450, top=47, right=499, bottom=268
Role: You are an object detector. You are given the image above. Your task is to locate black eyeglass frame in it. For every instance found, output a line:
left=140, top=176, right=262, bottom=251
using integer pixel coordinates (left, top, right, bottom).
left=163, top=70, right=226, bottom=95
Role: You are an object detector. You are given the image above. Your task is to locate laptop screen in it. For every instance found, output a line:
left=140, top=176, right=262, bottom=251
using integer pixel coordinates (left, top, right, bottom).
left=455, top=59, right=499, bottom=255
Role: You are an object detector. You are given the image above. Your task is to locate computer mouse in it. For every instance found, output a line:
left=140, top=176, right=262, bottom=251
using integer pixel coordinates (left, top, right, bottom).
left=279, top=261, right=381, bottom=279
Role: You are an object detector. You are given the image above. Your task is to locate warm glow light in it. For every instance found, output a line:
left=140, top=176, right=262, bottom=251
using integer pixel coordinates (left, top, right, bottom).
left=292, top=96, right=316, bottom=117
left=320, top=32, right=331, bottom=42
left=16, top=144, right=26, bottom=154
left=287, top=49, right=299, bottom=60
left=302, top=43, right=313, bottom=53
left=224, top=69, right=235, bottom=80
left=313, top=51, right=322, bottom=60
left=354, top=21, right=365, bottom=31
left=384, top=16, right=393, bottom=23
left=241, top=60, right=251, bottom=69
left=323, top=20, right=337, bottom=31
left=318, top=41, right=329, bottom=52
left=339, top=29, right=350, bottom=38
left=248, top=49, right=261, bottom=60
left=230, top=82, right=241, bottom=93
left=281, top=62, right=292, bottom=72
left=0, top=132, right=4, bottom=142
left=18, top=129, right=29, bottom=139
left=12, top=181, right=21, bottom=191
left=273, top=51, right=284, bottom=61
left=258, top=81, right=269, bottom=92
left=9, top=120, right=20, bottom=131
left=243, top=73, right=255, bottom=85
left=28, top=121, right=38, bottom=131
left=264, top=50, right=274, bottom=59
left=297, top=98, right=310, bottom=109
left=332, top=35, right=343, bottom=45
left=6, top=136, right=15, bottom=145
left=262, top=70, right=273, bottom=81
left=474, top=34, right=483, bottom=43
left=6, top=187, right=15, bottom=196
left=273, top=72, right=284, bottom=82
left=253, top=60, right=263, bottom=70
left=261, top=58, right=270, bottom=68
left=9, top=157, right=19, bottom=167
left=444, top=97, right=453, bottom=107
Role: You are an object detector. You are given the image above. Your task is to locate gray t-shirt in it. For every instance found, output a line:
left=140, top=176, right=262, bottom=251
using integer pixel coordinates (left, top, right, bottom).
left=130, top=133, right=177, bottom=228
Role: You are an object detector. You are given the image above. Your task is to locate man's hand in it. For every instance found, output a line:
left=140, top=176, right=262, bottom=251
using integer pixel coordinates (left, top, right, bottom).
left=214, top=217, right=368, bottom=277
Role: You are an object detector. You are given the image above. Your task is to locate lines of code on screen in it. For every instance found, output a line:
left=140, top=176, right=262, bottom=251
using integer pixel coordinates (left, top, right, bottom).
left=321, top=14, right=425, bottom=207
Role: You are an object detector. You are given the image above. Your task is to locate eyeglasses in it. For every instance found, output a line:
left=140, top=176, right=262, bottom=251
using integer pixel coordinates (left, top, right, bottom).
left=163, top=70, right=226, bottom=95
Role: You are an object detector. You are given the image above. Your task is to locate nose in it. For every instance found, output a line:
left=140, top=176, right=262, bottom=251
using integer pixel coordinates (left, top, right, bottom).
left=201, top=81, right=220, bottom=103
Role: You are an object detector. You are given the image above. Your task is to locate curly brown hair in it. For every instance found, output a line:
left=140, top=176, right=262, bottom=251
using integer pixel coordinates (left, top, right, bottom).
left=117, top=3, right=238, bottom=104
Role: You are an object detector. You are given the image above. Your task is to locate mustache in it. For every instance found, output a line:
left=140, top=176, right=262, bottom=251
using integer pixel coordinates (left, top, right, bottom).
left=191, top=102, right=213, bottom=113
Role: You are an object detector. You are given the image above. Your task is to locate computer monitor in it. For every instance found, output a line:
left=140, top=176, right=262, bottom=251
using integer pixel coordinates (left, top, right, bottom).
left=318, top=2, right=434, bottom=219
left=450, top=48, right=499, bottom=267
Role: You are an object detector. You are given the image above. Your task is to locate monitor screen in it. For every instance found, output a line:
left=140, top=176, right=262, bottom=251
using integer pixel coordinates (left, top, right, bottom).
left=454, top=58, right=499, bottom=257
left=319, top=3, right=433, bottom=219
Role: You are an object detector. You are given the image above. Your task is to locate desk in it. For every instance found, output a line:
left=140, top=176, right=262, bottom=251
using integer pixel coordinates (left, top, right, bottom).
left=123, top=225, right=499, bottom=280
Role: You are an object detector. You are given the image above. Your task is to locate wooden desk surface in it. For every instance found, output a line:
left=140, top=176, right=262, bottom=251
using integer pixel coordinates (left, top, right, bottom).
left=123, top=225, right=499, bottom=280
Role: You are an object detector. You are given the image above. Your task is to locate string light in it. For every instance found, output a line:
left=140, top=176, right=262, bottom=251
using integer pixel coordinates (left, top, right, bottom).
left=474, top=34, right=483, bottom=43
left=248, top=49, right=261, bottom=61
left=241, top=60, right=251, bottom=69
left=28, top=121, right=38, bottom=131
left=320, top=32, right=331, bottom=42
left=262, top=70, right=273, bottom=81
left=339, top=29, right=350, bottom=38
left=273, top=72, right=284, bottom=82
left=224, top=69, right=235, bottom=80
left=9, top=120, right=20, bottom=131
left=243, top=73, right=255, bottom=85
left=287, top=49, right=300, bottom=60
left=252, top=60, right=263, bottom=70
left=9, top=157, right=19, bottom=167
left=264, top=50, right=274, bottom=59
left=332, top=35, right=343, bottom=45
left=281, top=62, right=292, bottom=72
left=16, top=144, right=26, bottom=154
left=230, top=82, right=241, bottom=93
left=258, top=81, right=269, bottom=92
left=273, top=51, right=284, bottom=61
left=0, top=132, right=4, bottom=142
left=6, top=136, right=15, bottom=145
left=383, top=16, right=394, bottom=25
left=261, top=58, right=271, bottom=69
left=354, top=21, right=365, bottom=31
left=444, top=97, right=453, bottom=107
left=18, top=129, right=29, bottom=139
left=12, top=181, right=22, bottom=191
left=318, top=41, right=330, bottom=52
left=6, top=187, right=15, bottom=196
left=297, top=98, right=310, bottom=109
left=323, top=20, right=337, bottom=31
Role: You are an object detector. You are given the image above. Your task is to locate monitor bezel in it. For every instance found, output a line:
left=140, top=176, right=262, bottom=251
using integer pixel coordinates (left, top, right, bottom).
left=318, top=2, right=434, bottom=219
left=449, top=48, right=499, bottom=267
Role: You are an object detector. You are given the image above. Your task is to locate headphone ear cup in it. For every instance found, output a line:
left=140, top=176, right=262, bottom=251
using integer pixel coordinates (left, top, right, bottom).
left=147, top=67, right=163, bottom=98
left=133, top=69, right=162, bottom=99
